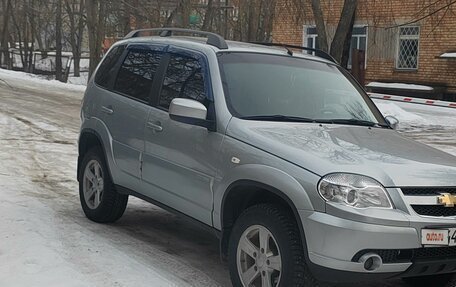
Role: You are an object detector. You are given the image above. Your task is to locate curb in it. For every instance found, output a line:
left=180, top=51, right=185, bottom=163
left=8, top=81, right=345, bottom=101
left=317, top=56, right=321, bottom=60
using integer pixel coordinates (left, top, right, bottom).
left=368, top=93, right=456, bottom=109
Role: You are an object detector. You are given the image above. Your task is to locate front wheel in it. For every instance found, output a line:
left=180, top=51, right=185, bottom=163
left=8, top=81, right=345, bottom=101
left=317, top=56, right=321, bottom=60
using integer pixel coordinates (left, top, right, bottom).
left=228, top=203, right=327, bottom=287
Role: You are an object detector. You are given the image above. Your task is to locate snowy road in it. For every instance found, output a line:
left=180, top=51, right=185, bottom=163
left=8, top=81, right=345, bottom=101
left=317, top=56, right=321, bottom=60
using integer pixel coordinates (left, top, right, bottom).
left=0, top=70, right=455, bottom=287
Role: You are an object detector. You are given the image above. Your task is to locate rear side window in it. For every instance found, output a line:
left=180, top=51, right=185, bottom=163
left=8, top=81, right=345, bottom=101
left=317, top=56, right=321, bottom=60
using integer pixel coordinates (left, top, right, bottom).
left=114, top=49, right=162, bottom=103
left=158, top=54, right=206, bottom=110
left=95, top=45, right=125, bottom=88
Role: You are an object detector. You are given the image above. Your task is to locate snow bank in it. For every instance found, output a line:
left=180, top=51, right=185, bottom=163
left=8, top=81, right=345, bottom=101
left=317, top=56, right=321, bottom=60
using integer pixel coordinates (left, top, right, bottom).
left=440, top=52, right=456, bottom=58
left=0, top=68, right=86, bottom=93
left=67, top=72, right=89, bottom=86
left=375, top=101, right=428, bottom=125
left=367, top=82, right=433, bottom=91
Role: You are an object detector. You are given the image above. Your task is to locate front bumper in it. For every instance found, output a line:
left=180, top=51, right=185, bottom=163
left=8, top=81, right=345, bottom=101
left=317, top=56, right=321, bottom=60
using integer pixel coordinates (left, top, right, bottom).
left=299, top=210, right=456, bottom=282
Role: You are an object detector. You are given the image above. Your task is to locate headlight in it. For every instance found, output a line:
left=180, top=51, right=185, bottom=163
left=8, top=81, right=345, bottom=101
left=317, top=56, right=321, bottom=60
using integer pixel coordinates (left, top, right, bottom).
left=318, top=173, right=393, bottom=209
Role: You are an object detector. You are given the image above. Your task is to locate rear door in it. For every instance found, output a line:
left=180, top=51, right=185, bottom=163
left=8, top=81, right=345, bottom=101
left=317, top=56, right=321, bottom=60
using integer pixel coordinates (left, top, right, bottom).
left=97, top=44, right=164, bottom=191
left=140, top=47, right=223, bottom=225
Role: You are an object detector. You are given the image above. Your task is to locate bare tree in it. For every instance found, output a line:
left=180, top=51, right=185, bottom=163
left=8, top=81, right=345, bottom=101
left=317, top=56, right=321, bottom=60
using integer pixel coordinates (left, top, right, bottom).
left=307, top=0, right=358, bottom=65
left=201, top=0, right=215, bottom=31
left=86, top=0, right=108, bottom=77
left=310, top=0, right=328, bottom=52
left=32, top=0, right=57, bottom=54
left=0, top=0, right=12, bottom=68
left=55, top=0, right=63, bottom=81
left=65, top=0, right=86, bottom=77
left=10, top=0, right=36, bottom=72
left=329, top=0, right=358, bottom=65
left=230, top=0, right=276, bottom=42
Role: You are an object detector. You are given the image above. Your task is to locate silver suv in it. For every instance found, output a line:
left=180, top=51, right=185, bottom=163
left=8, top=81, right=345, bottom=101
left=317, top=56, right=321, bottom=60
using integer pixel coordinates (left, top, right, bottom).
left=78, top=28, right=456, bottom=287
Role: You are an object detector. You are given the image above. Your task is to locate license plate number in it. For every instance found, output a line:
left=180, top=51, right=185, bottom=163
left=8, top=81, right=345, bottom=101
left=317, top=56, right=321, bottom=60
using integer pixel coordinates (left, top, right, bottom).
left=422, top=228, right=456, bottom=246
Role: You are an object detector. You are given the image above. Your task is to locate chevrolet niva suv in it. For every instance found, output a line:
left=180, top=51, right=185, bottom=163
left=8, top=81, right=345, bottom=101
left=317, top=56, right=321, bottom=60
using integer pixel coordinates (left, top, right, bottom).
left=78, top=28, right=456, bottom=287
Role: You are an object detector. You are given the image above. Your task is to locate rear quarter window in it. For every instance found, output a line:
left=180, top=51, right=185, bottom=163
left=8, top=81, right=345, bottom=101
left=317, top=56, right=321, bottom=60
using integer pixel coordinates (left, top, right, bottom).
left=94, top=45, right=125, bottom=88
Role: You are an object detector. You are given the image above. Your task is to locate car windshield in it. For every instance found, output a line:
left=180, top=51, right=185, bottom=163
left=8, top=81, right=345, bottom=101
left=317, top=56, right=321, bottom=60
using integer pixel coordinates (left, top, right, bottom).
left=218, top=52, right=386, bottom=126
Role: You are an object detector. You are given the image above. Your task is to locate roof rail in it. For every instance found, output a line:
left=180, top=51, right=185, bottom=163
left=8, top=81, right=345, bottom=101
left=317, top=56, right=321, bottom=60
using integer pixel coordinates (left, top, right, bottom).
left=250, top=42, right=337, bottom=64
left=124, top=28, right=229, bottom=50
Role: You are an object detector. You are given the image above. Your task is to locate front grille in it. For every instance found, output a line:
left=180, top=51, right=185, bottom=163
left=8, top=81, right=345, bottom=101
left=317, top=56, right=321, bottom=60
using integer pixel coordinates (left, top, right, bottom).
left=412, top=205, right=456, bottom=217
left=414, top=246, right=456, bottom=260
left=353, top=247, right=456, bottom=263
left=401, top=187, right=456, bottom=196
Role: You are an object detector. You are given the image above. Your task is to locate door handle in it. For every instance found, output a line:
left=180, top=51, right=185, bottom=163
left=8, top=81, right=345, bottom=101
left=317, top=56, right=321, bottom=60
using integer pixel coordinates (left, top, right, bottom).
left=146, top=121, right=163, bottom=132
left=101, top=106, right=114, bottom=115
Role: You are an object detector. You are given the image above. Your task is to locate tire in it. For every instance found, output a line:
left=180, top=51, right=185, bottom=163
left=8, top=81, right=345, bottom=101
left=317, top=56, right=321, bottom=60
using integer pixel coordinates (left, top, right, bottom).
left=402, top=273, right=456, bottom=287
left=228, top=203, right=328, bottom=287
left=79, top=146, right=128, bottom=223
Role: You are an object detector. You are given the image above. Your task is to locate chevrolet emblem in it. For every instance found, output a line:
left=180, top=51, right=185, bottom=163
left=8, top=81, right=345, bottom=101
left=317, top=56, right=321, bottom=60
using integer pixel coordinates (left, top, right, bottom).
left=437, top=193, right=456, bottom=207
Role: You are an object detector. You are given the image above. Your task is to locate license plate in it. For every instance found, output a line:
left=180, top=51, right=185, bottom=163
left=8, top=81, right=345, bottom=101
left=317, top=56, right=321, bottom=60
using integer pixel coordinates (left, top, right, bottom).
left=422, top=228, right=456, bottom=246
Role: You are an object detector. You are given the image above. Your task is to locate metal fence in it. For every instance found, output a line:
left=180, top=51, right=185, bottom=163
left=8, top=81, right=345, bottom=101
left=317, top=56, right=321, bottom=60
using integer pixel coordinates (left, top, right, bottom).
left=6, top=49, right=89, bottom=83
left=33, top=52, right=71, bottom=75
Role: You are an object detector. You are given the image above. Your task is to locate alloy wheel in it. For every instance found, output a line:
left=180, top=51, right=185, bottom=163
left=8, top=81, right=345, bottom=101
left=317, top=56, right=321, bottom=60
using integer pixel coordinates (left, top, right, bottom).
left=82, top=159, right=104, bottom=209
left=237, top=225, right=282, bottom=287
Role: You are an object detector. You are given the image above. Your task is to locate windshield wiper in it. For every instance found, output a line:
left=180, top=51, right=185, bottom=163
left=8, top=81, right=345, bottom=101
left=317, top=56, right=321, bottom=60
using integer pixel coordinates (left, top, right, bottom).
left=315, top=118, right=391, bottom=128
left=240, top=115, right=315, bottom=123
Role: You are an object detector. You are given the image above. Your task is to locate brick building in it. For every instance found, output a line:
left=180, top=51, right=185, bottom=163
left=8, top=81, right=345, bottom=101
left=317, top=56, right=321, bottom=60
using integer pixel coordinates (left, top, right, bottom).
left=273, top=0, right=456, bottom=100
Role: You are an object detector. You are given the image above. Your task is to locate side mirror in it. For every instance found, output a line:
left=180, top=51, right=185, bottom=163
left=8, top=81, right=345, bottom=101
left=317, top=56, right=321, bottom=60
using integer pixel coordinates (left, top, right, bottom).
left=384, top=115, right=399, bottom=130
left=169, top=98, right=215, bottom=131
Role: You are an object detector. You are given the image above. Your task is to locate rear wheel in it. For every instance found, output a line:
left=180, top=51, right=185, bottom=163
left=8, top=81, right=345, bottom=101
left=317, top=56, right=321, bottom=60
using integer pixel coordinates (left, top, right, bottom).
left=228, top=203, right=328, bottom=287
left=79, top=147, right=128, bottom=223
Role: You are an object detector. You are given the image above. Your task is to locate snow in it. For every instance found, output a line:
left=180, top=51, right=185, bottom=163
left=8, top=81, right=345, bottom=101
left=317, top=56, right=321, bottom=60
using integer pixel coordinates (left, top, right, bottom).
left=67, top=72, right=89, bottom=86
left=440, top=52, right=456, bottom=58
left=374, top=99, right=456, bottom=156
left=374, top=100, right=428, bottom=125
left=367, top=82, right=434, bottom=91
left=0, top=68, right=86, bottom=92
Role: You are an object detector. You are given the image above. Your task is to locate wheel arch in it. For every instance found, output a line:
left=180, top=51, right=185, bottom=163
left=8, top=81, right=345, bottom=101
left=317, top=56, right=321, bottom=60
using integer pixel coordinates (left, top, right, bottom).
left=78, top=128, right=111, bottom=182
left=219, top=179, right=309, bottom=261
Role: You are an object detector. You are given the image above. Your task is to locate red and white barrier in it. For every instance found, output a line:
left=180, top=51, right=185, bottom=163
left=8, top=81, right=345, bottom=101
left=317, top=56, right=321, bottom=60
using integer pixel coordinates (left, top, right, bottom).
left=368, top=93, right=456, bottom=109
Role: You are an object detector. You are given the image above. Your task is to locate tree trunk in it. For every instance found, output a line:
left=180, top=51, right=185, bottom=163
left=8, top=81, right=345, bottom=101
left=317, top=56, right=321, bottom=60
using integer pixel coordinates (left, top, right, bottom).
left=28, top=0, right=35, bottom=73
left=73, top=54, right=80, bottom=76
left=330, top=0, right=358, bottom=63
left=201, top=0, right=214, bottom=31
left=340, top=10, right=356, bottom=68
left=65, top=0, right=85, bottom=77
left=86, top=0, right=106, bottom=77
left=310, top=0, right=329, bottom=52
left=11, top=8, right=25, bottom=70
left=0, top=0, right=12, bottom=68
left=247, top=1, right=256, bottom=41
left=55, top=0, right=63, bottom=81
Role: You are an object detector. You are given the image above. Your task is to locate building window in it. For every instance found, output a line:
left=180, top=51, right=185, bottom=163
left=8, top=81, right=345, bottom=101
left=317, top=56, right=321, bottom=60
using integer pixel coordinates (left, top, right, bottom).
left=303, top=25, right=367, bottom=68
left=304, top=26, right=319, bottom=51
left=396, top=26, right=420, bottom=70
left=348, top=26, right=368, bottom=68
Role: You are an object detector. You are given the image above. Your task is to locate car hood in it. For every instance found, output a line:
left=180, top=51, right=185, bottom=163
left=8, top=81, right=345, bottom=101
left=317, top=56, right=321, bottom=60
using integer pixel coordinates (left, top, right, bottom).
left=227, top=118, right=456, bottom=187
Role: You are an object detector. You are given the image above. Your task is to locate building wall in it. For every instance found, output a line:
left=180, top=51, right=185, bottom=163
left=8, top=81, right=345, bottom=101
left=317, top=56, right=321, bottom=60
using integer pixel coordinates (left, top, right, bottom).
left=273, top=0, right=456, bottom=94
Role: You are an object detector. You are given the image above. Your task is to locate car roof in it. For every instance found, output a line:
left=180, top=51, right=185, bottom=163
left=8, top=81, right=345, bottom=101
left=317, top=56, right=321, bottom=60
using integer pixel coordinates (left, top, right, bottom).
left=113, top=36, right=335, bottom=65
